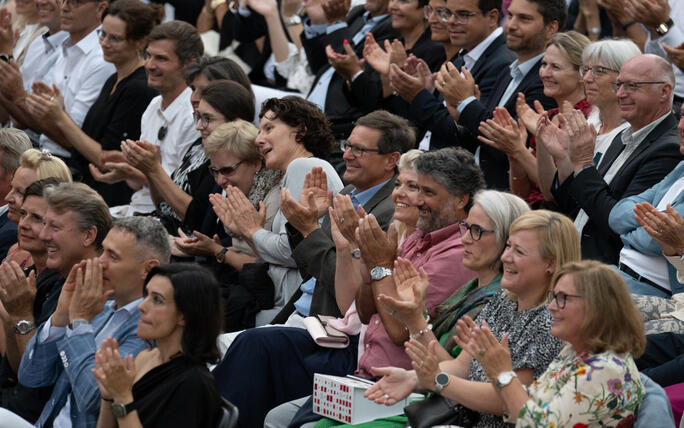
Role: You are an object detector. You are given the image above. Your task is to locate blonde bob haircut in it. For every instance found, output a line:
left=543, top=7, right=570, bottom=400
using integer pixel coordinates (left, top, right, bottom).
left=508, top=210, right=581, bottom=298
left=20, top=149, right=72, bottom=182
left=546, top=31, right=591, bottom=70
left=552, top=261, right=645, bottom=357
left=203, top=120, right=261, bottom=165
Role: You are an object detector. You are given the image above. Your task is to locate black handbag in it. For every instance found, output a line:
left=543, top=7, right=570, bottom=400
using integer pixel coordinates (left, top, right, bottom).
left=404, top=394, right=480, bottom=428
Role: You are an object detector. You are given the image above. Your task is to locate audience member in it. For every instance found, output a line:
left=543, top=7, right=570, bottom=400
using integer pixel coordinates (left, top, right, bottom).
left=545, top=54, right=681, bottom=264
left=2, top=0, right=42, bottom=66
left=0, top=129, right=31, bottom=258
left=92, top=263, right=222, bottom=428
left=217, top=147, right=483, bottom=427
left=184, top=55, right=254, bottom=116
left=26, top=0, right=162, bottom=206
left=435, top=0, right=563, bottom=189
left=280, top=110, right=414, bottom=321
left=609, top=102, right=684, bottom=297
left=402, top=0, right=515, bottom=151
left=18, top=212, right=169, bottom=427
left=0, top=0, right=115, bottom=159
left=458, top=261, right=645, bottom=427
left=365, top=209, right=579, bottom=427
left=210, top=96, right=343, bottom=325
left=97, top=20, right=203, bottom=217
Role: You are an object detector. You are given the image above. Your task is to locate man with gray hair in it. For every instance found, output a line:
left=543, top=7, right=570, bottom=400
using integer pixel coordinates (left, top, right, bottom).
left=0, top=128, right=31, bottom=257
left=17, top=215, right=170, bottom=427
left=547, top=53, right=682, bottom=265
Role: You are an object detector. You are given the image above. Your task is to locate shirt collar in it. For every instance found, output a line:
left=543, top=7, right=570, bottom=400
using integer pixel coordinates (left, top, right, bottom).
left=509, top=52, right=545, bottom=79
left=465, top=27, right=503, bottom=64
left=0, top=204, right=8, bottom=217
left=416, top=221, right=462, bottom=247
left=622, top=112, right=670, bottom=146
left=63, top=26, right=101, bottom=55
left=350, top=178, right=391, bottom=207
left=45, top=30, right=69, bottom=50
left=110, top=297, right=144, bottom=314
left=364, top=11, right=389, bottom=24
left=159, top=86, right=193, bottom=120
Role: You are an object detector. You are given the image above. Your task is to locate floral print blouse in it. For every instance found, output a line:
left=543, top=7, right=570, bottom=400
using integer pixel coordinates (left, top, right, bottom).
left=516, top=344, right=644, bottom=428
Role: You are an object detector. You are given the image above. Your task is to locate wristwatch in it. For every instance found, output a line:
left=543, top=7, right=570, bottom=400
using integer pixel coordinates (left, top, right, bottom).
left=14, top=320, right=36, bottom=335
left=370, top=266, right=392, bottom=281
left=215, top=247, right=228, bottom=263
left=655, top=18, right=674, bottom=36
left=434, top=372, right=450, bottom=393
left=111, top=401, right=136, bottom=419
left=0, top=53, right=12, bottom=63
left=69, top=319, right=89, bottom=330
left=495, top=371, right=518, bottom=391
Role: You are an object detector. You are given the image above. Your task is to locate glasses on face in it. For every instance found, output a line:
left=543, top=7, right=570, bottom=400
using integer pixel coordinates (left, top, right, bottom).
left=96, top=29, right=126, bottom=44
left=193, top=112, right=218, bottom=129
left=458, top=221, right=495, bottom=241
left=610, top=80, right=666, bottom=93
left=340, top=141, right=381, bottom=157
left=442, top=9, right=481, bottom=24
left=548, top=290, right=582, bottom=309
left=579, top=65, right=619, bottom=79
left=423, top=5, right=451, bottom=22
left=208, top=161, right=243, bottom=178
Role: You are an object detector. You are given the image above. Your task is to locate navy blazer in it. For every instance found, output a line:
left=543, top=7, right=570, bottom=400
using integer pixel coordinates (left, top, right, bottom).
left=553, top=113, right=683, bottom=264
left=0, top=210, right=17, bottom=260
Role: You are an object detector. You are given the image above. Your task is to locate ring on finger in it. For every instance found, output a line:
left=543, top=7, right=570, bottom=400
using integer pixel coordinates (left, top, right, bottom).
left=419, top=360, right=424, bottom=368
left=478, top=350, right=485, bottom=357
left=384, top=394, right=390, bottom=400
left=339, top=217, right=344, bottom=224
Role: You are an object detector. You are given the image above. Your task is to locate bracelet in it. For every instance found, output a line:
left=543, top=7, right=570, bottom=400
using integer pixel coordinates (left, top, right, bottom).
left=621, top=20, right=637, bottom=31
left=409, top=322, right=433, bottom=340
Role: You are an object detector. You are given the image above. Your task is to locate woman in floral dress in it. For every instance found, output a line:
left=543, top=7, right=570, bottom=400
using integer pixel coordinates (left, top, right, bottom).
left=462, top=260, right=645, bottom=427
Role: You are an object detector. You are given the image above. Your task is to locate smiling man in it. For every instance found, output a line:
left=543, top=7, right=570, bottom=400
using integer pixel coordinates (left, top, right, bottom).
left=18, top=214, right=170, bottom=428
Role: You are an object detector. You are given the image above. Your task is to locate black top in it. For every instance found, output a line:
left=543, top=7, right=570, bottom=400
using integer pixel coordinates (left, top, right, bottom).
left=0, top=268, right=64, bottom=422
left=74, top=67, right=158, bottom=206
left=132, top=354, right=222, bottom=428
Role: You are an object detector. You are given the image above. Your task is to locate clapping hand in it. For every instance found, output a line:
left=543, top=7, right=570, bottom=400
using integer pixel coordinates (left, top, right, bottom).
left=356, top=215, right=398, bottom=269
left=663, top=42, right=684, bottom=70
left=459, top=323, right=512, bottom=381
left=92, top=337, right=136, bottom=403
left=330, top=194, right=366, bottom=247
left=435, top=62, right=476, bottom=120
left=363, top=33, right=391, bottom=76
left=0, top=261, right=36, bottom=321
left=223, top=186, right=266, bottom=238
left=325, top=41, right=364, bottom=81
left=561, top=109, right=596, bottom=170
left=69, top=258, right=112, bottom=323
left=635, top=203, right=684, bottom=256
left=405, top=339, right=441, bottom=392
left=376, top=257, right=428, bottom=327
left=24, top=85, right=65, bottom=122
left=122, top=140, right=162, bottom=174
left=174, top=228, right=224, bottom=258
left=364, top=366, right=417, bottom=405
left=281, top=187, right=319, bottom=237
left=515, top=93, right=546, bottom=135
left=478, top=107, right=528, bottom=158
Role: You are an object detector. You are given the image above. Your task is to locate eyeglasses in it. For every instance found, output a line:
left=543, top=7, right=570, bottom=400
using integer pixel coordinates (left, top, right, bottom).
left=340, top=141, right=381, bottom=157
left=610, top=80, right=666, bottom=93
left=426, top=8, right=481, bottom=24
left=96, top=29, right=126, bottom=44
left=423, top=5, right=451, bottom=22
left=579, top=65, right=618, bottom=78
left=208, top=161, right=243, bottom=177
left=458, top=221, right=495, bottom=241
left=193, top=112, right=218, bottom=129
left=548, top=290, right=582, bottom=309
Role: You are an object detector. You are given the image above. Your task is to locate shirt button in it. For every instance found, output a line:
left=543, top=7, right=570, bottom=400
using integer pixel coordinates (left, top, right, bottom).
left=365, top=344, right=370, bottom=348
left=375, top=320, right=379, bottom=325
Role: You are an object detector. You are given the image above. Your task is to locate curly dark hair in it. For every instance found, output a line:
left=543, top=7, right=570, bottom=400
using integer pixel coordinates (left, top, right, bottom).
left=259, top=96, right=334, bottom=158
left=144, top=264, right=222, bottom=364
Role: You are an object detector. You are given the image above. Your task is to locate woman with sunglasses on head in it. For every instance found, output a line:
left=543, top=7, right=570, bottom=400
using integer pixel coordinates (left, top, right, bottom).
left=92, top=263, right=224, bottom=428
left=461, top=261, right=645, bottom=427
left=366, top=210, right=581, bottom=428
left=24, top=0, right=161, bottom=206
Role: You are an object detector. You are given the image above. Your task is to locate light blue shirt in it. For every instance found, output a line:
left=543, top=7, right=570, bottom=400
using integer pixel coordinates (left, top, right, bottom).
left=294, top=179, right=390, bottom=316
left=306, top=12, right=389, bottom=110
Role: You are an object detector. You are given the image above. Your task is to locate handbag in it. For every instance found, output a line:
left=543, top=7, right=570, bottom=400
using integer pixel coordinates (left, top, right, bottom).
left=404, top=393, right=480, bottom=428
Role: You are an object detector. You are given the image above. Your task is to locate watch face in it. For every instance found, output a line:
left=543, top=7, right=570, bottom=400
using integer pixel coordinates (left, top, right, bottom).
left=436, top=372, right=449, bottom=386
left=498, top=372, right=513, bottom=384
left=370, top=267, right=391, bottom=280
left=111, top=403, right=127, bottom=418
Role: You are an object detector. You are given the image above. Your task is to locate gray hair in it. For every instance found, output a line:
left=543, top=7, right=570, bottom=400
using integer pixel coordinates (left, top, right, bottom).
left=112, top=217, right=171, bottom=264
left=582, top=39, right=641, bottom=73
left=0, top=128, right=31, bottom=173
left=397, top=149, right=423, bottom=170
left=413, top=147, right=485, bottom=207
left=44, top=182, right=112, bottom=251
left=473, top=190, right=530, bottom=244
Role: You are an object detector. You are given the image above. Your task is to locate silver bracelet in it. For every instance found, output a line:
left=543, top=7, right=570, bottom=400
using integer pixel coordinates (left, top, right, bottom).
left=409, top=323, right=433, bottom=340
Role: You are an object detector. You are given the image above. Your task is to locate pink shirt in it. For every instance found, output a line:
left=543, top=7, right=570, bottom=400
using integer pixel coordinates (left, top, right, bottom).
left=357, top=222, right=475, bottom=376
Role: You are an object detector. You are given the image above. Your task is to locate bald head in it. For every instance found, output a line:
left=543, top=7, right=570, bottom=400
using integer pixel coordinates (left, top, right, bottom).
left=617, top=54, right=674, bottom=130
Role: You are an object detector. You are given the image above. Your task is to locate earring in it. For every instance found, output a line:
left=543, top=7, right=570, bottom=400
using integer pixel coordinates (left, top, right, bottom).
left=545, top=270, right=552, bottom=276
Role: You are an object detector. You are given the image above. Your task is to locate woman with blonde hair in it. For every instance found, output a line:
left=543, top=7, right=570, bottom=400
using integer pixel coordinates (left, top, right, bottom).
left=461, top=260, right=645, bottom=427
left=366, top=210, right=581, bottom=428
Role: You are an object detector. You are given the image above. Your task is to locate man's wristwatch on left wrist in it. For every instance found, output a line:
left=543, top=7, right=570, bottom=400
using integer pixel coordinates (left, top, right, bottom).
left=655, top=18, right=674, bottom=36
left=69, top=318, right=89, bottom=330
left=111, top=401, right=136, bottom=419
left=0, top=53, right=13, bottom=63
left=14, top=319, right=36, bottom=335
left=370, top=266, right=392, bottom=281
left=215, top=247, right=228, bottom=263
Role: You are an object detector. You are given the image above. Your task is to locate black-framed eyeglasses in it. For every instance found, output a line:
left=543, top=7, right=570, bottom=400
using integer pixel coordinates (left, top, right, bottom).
left=209, top=161, right=243, bottom=177
left=158, top=126, right=168, bottom=141
left=423, top=5, right=451, bottom=22
left=458, top=221, right=495, bottom=241
left=579, top=65, right=618, bottom=78
left=193, top=112, right=217, bottom=129
left=548, top=290, right=582, bottom=309
left=431, top=8, right=481, bottom=24
left=96, top=29, right=126, bottom=44
left=610, top=80, right=666, bottom=93
left=340, top=141, right=381, bottom=157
